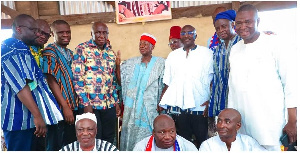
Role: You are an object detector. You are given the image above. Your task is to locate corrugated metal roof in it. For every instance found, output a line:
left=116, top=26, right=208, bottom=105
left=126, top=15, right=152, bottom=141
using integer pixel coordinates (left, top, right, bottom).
left=1, top=1, right=230, bottom=18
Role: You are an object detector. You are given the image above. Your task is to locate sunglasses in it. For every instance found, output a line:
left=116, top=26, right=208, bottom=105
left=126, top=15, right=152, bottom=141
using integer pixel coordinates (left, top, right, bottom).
left=180, top=31, right=196, bottom=36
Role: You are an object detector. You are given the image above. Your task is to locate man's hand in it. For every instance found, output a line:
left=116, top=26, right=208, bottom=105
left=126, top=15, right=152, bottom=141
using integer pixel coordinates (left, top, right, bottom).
left=33, top=116, right=47, bottom=137
left=283, top=107, right=297, bottom=144
left=84, top=105, right=93, bottom=113
left=201, top=101, right=209, bottom=117
left=157, top=104, right=165, bottom=114
left=116, top=103, right=121, bottom=117
left=63, top=106, right=74, bottom=124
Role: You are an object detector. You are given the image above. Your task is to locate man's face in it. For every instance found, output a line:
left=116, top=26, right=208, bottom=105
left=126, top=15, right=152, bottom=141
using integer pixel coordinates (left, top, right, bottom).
left=180, top=26, right=196, bottom=48
left=52, top=24, right=71, bottom=47
left=91, top=24, right=108, bottom=47
left=215, top=19, right=235, bottom=40
left=216, top=110, right=240, bottom=140
left=169, top=38, right=183, bottom=51
left=19, top=19, right=40, bottom=46
left=153, top=120, right=176, bottom=149
left=35, top=22, right=51, bottom=46
left=76, top=119, right=97, bottom=149
left=235, top=10, right=259, bottom=43
left=139, top=40, right=153, bottom=56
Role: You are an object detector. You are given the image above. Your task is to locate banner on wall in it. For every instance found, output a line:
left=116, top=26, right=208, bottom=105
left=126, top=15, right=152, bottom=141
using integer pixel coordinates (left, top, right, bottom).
left=116, top=1, right=172, bottom=24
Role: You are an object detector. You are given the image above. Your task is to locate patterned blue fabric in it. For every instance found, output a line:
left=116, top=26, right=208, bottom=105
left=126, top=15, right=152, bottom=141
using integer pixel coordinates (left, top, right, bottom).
left=208, top=35, right=242, bottom=117
left=1, top=38, right=63, bottom=131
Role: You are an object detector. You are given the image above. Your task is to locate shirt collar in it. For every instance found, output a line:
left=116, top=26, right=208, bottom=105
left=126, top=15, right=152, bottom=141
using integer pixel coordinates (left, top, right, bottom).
left=183, top=45, right=197, bottom=51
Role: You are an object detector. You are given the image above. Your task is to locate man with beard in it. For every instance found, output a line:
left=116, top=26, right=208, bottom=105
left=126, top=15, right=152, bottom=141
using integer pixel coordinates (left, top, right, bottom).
left=133, top=114, right=197, bottom=151
left=199, top=108, right=266, bottom=151
left=228, top=4, right=297, bottom=151
left=42, top=20, right=79, bottom=151
left=29, top=19, right=51, bottom=69
left=1, top=14, right=63, bottom=151
left=159, top=25, right=213, bottom=148
left=60, top=113, right=118, bottom=151
left=72, top=22, right=121, bottom=144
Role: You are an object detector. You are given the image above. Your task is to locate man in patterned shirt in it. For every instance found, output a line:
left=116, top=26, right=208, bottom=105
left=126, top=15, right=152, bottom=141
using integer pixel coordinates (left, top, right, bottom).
left=42, top=20, right=79, bottom=151
left=72, top=22, right=121, bottom=144
left=1, top=14, right=63, bottom=151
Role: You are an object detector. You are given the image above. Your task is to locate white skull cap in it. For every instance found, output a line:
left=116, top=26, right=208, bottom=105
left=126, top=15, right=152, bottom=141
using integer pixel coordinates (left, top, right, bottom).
left=75, top=112, right=97, bottom=125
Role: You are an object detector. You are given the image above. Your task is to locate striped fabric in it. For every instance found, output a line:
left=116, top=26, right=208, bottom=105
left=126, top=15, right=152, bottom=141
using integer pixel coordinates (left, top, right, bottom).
left=42, top=43, right=79, bottom=110
left=60, top=139, right=118, bottom=151
left=1, top=38, right=63, bottom=131
left=208, top=35, right=242, bottom=117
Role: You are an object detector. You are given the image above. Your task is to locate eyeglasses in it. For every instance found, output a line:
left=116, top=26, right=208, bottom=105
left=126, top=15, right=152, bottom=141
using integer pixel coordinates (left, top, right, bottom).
left=180, top=30, right=196, bottom=36
left=18, top=25, right=40, bottom=34
left=40, top=30, right=51, bottom=38
left=168, top=40, right=180, bottom=46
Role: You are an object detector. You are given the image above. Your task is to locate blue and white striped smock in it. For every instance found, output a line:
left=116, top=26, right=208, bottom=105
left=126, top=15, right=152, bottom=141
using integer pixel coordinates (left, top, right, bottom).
left=1, top=38, right=63, bottom=131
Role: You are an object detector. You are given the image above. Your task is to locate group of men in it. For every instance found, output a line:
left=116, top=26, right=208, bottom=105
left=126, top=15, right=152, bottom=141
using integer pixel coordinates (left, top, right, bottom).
left=1, top=3, right=297, bottom=151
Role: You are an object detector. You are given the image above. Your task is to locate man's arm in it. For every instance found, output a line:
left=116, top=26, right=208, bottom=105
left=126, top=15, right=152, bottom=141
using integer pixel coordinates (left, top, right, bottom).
left=17, top=85, right=46, bottom=137
left=72, top=45, right=91, bottom=112
left=45, top=74, right=74, bottom=124
left=157, top=84, right=168, bottom=114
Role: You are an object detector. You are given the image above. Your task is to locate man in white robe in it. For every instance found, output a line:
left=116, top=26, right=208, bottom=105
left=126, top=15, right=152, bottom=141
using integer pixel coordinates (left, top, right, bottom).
left=199, top=108, right=266, bottom=151
left=228, top=4, right=297, bottom=151
left=133, top=114, right=197, bottom=151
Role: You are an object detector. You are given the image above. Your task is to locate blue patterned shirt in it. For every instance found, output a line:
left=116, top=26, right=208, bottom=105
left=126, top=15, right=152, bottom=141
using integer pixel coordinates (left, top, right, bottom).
left=1, top=38, right=63, bottom=131
left=208, top=35, right=242, bottom=117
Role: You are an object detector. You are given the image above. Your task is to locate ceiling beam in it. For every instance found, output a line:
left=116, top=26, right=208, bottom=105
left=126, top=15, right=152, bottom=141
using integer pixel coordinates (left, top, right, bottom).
left=29, top=1, right=39, bottom=19
left=1, top=4, right=21, bottom=18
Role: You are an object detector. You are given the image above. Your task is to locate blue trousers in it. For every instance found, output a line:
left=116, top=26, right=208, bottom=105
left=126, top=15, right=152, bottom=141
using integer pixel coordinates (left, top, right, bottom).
left=3, top=128, right=35, bottom=151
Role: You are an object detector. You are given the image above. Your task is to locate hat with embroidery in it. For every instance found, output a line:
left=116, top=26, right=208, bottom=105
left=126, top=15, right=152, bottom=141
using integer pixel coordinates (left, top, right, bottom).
left=215, top=10, right=236, bottom=22
left=169, top=26, right=181, bottom=40
left=140, top=33, right=156, bottom=46
left=75, top=112, right=97, bottom=125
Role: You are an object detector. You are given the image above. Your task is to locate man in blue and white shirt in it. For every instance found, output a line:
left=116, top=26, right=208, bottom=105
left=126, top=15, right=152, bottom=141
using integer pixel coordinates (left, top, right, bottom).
left=1, top=14, right=63, bottom=151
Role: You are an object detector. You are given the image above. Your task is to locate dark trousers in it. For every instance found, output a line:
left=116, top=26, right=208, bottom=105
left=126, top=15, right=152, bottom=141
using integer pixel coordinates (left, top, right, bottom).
left=46, top=110, right=78, bottom=151
left=78, top=106, right=116, bottom=144
left=3, top=128, right=35, bottom=151
left=174, top=112, right=208, bottom=149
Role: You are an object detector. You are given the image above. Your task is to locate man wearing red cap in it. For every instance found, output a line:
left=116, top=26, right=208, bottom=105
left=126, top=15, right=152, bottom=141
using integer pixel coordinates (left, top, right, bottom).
left=119, top=33, right=165, bottom=151
left=168, top=26, right=183, bottom=51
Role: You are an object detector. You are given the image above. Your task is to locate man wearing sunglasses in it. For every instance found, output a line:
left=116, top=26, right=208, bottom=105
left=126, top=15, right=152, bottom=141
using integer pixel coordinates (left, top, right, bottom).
left=1, top=14, right=63, bottom=151
left=168, top=26, right=183, bottom=51
left=159, top=25, right=213, bottom=148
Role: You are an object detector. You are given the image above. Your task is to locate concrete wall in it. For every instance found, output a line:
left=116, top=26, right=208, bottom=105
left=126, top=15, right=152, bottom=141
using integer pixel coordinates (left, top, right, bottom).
left=48, top=16, right=215, bottom=61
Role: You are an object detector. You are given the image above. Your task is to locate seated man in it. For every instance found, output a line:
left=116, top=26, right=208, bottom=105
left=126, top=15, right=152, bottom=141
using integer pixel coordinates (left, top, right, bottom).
left=199, top=108, right=266, bottom=151
left=133, top=114, right=197, bottom=151
left=60, top=113, right=118, bottom=151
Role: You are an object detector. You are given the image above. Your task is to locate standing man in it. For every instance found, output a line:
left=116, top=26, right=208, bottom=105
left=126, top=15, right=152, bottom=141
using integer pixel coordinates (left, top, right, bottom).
left=29, top=19, right=51, bottom=69
left=72, top=21, right=120, bottom=144
left=228, top=4, right=297, bottom=151
left=120, top=33, right=165, bottom=151
left=159, top=25, right=214, bottom=148
left=168, top=26, right=183, bottom=51
left=42, top=20, right=79, bottom=151
left=1, top=14, right=63, bottom=151
left=30, top=19, right=51, bottom=151
left=207, top=7, right=227, bottom=50
left=208, top=10, right=242, bottom=119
